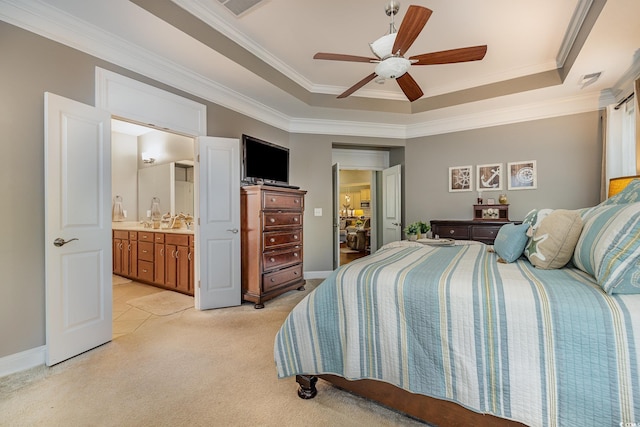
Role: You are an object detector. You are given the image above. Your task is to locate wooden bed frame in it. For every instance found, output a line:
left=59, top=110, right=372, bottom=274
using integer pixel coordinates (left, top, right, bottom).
left=296, top=375, right=526, bottom=427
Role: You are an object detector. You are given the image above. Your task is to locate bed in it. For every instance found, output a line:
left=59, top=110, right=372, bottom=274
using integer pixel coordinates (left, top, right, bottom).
left=274, top=192, right=640, bottom=427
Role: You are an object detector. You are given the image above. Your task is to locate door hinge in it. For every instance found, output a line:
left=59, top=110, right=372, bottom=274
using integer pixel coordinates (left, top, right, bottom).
left=198, top=280, right=201, bottom=289
left=197, top=154, right=200, bottom=163
left=198, top=218, right=200, bottom=225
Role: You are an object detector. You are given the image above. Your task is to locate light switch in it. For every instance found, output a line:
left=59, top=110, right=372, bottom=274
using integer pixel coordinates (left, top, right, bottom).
left=314, top=208, right=322, bottom=217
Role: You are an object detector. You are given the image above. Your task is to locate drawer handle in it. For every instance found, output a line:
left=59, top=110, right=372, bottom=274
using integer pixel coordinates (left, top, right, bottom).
left=188, top=252, right=192, bottom=261
left=270, top=238, right=276, bottom=243
left=270, top=278, right=275, bottom=282
left=142, top=269, right=148, bottom=273
left=449, top=230, right=455, bottom=234
left=293, top=235, right=298, bottom=239
left=270, top=218, right=276, bottom=223
left=160, top=248, right=164, bottom=256
left=294, top=271, right=299, bottom=275
left=270, top=257, right=275, bottom=262
left=271, top=197, right=276, bottom=202
left=293, top=217, right=298, bottom=222
left=294, top=200, right=299, bottom=204
left=294, top=253, right=298, bottom=258
left=142, top=250, right=148, bottom=253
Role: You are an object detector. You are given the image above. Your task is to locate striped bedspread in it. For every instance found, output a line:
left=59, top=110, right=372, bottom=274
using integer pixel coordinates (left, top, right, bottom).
left=274, top=241, right=640, bottom=427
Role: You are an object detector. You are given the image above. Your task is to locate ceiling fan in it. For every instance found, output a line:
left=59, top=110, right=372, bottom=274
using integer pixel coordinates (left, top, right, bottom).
left=313, top=1, right=487, bottom=102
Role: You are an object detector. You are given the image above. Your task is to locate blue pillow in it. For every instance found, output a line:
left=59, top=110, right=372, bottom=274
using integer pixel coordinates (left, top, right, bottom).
left=493, top=223, right=531, bottom=263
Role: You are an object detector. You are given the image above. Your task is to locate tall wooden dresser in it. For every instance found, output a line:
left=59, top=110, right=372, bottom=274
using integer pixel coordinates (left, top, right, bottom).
left=241, top=185, right=307, bottom=308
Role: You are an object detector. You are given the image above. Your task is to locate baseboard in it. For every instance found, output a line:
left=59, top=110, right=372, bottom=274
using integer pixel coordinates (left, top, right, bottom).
left=303, top=271, right=332, bottom=280
left=0, top=346, right=46, bottom=378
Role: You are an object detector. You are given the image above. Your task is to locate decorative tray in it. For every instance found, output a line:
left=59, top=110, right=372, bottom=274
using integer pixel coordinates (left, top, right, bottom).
left=417, top=238, right=455, bottom=246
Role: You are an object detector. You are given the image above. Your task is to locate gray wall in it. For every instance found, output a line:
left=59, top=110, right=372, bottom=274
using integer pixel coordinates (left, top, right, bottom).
left=0, top=20, right=603, bottom=362
left=405, top=112, right=602, bottom=226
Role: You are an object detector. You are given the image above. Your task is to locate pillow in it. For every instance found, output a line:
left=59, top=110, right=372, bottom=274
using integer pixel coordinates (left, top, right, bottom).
left=573, top=203, right=640, bottom=294
left=493, top=223, right=530, bottom=263
left=525, top=209, right=583, bottom=269
left=600, top=179, right=640, bottom=206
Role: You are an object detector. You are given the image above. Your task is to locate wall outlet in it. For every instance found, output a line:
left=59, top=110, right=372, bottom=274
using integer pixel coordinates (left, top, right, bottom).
left=314, top=208, right=322, bottom=217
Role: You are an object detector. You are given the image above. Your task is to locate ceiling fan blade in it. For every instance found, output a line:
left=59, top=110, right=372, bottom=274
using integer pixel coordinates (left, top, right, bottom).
left=337, top=73, right=377, bottom=99
left=396, top=73, right=424, bottom=102
left=410, top=45, right=488, bottom=65
left=314, top=53, right=378, bottom=63
left=392, top=5, right=432, bottom=56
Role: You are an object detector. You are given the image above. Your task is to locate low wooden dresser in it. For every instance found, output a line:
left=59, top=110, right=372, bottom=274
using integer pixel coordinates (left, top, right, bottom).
left=430, top=220, right=520, bottom=245
left=241, top=185, right=307, bottom=308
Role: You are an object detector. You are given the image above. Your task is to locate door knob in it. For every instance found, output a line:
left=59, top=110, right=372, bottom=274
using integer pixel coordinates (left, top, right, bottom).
left=53, top=237, right=78, bottom=247
left=227, top=228, right=239, bottom=233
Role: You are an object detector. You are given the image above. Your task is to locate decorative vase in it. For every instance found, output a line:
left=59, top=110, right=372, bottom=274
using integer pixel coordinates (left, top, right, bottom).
left=408, top=234, right=417, bottom=241
left=499, top=194, right=508, bottom=204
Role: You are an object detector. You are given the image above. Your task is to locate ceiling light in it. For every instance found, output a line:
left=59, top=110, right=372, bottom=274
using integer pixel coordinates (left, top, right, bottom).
left=369, top=33, right=397, bottom=59
left=375, top=57, right=411, bottom=79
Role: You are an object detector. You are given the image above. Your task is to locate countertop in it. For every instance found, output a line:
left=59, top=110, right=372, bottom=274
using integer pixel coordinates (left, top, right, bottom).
left=112, top=221, right=194, bottom=235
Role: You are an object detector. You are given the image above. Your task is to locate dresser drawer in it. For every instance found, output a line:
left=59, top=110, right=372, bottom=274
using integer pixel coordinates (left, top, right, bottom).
left=263, top=246, right=302, bottom=271
left=471, top=225, right=502, bottom=241
left=154, top=233, right=165, bottom=243
left=138, top=241, right=154, bottom=262
left=262, top=264, right=303, bottom=292
left=128, top=231, right=137, bottom=240
left=434, top=225, right=469, bottom=240
left=263, top=230, right=302, bottom=250
left=138, top=231, right=154, bottom=242
left=138, top=260, right=154, bottom=282
left=263, top=212, right=302, bottom=230
left=263, top=191, right=303, bottom=210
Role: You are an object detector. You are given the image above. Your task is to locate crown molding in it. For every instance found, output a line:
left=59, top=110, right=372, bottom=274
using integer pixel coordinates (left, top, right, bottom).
left=0, top=0, right=609, bottom=141
left=556, top=0, right=593, bottom=67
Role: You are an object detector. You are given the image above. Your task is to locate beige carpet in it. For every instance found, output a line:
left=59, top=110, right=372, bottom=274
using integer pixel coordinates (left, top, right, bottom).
left=126, top=291, right=193, bottom=316
left=0, top=279, right=427, bottom=426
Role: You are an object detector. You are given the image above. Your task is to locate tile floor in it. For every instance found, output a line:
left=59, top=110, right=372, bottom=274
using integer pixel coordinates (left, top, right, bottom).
left=112, top=275, right=176, bottom=339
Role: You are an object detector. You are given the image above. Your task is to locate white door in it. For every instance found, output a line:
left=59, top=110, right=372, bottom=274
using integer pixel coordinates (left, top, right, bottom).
left=195, top=137, right=241, bottom=310
left=332, top=163, right=340, bottom=269
left=45, top=92, right=112, bottom=366
left=382, top=164, right=402, bottom=245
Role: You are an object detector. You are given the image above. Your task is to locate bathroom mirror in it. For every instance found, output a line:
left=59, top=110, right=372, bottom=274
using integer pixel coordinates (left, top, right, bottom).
left=137, top=161, right=194, bottom=219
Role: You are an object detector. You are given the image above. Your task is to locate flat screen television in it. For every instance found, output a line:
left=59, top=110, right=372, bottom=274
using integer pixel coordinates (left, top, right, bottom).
left=241, top=134, right=290, bottom=186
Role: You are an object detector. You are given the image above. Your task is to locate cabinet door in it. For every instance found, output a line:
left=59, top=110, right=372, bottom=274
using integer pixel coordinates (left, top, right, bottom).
left=129, top=240, right=138, bottom=277
left=113, top=238, right=123, bottom=275
left=165, top=243, right=177, bottom=289
left=176, top=245, right=190, bottom=294
left=154, top=242, right=165, bottom=284
left=122, top=239, right=130, bottom=276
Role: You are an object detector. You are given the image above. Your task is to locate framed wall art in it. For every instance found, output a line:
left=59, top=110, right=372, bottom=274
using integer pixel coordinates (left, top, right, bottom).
left=508, top=160, right=537, bottom=190
left=448, top=165, right=472, bottom=192
left=476, top=163, right=502, bottom=191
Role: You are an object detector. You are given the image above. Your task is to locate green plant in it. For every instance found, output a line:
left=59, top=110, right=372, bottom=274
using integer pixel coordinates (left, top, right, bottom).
left=404, top=222, right=419, bottom=235
left=418, top=221, right=430, bottom=233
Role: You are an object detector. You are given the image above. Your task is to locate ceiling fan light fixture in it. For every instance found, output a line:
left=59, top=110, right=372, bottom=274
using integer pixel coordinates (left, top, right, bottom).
left=369, top=33, right=397, bottom=59
left=375, top=57, right=411, bottom=79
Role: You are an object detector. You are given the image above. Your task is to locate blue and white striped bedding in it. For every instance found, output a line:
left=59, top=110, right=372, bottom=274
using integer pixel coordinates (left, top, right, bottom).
left=274, top=241, right=640, bottom=427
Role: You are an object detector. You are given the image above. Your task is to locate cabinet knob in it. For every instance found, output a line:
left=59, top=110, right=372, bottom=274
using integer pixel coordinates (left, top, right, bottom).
left=294, top=253, right=298, bottom=257
left=293, top=235, right=298, bottom=240
left=269, top=257, right=275, bottom=262
left=270, top=278, right=275, bottom=282
left=294, top=271, right=298, bottom=275
left=142, top=250, right=148, bottom=253
left=271, top=197, right=276, bottom=202
left=449, top=230, right=454, bottom=235
left=293, top=217, right=298, bottom=222
left=270, top=238, right=275, bottom=243
left=294, top=199, right=299, bottom=204
left=270, top=218, right=276, bottom=223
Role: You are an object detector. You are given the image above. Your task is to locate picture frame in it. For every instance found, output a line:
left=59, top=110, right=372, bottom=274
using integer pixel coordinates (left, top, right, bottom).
left=487, top=198, right=495, bottom=205
left=448, top=165, right=473, bottom=192
left=508, top=160, right=537, bottom=190
left=476, top=163, right=503, bottom=191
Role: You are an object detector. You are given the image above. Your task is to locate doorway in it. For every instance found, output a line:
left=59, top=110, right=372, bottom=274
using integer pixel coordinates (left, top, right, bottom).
left=339, top=169, right=372, bottom=265
left=111, top=119, right=195, bottom=338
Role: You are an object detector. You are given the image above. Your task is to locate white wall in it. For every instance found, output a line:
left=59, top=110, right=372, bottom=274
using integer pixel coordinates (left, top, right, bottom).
left=111, top=132, right=138, bottom=220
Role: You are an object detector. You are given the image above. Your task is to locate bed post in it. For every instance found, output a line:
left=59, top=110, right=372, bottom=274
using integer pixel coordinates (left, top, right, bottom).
left=296, top=375, right=318, bottom=399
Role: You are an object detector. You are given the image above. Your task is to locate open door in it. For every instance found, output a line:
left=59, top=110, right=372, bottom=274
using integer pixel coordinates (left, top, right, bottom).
left=45, top=92, right=112, bottom=366
left=382, top=164, right=402, bottom=245
left=332, top=163, right=340, bottom=269
left=195, top=137, right=241, bottom=310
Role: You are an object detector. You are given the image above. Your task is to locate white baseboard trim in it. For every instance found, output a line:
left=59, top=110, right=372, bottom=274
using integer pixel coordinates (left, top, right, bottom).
left=0, top=346, right=46, bottom=378
left=304, top=271, right=332, bottom=280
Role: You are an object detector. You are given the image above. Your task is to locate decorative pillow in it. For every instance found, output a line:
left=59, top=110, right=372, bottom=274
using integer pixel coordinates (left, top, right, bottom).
left=525, top=209, right=583, bottom=269
left=573, top=203, right=640, bottom=294
left=600, top=179, right=640, bottom=206
left=493, top=223, right=531, bottom=263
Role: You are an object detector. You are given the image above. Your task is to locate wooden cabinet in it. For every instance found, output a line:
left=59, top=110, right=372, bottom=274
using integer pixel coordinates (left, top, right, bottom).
left=112, top=230, right=194, bottom=296
left=241, top=185, right=306, bottom=308
left=430, top=220, right=520, bottom=245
